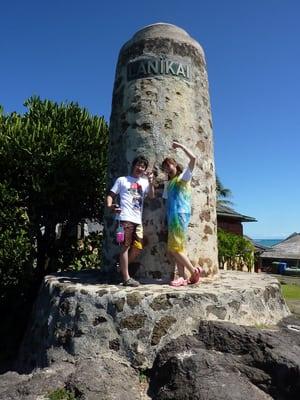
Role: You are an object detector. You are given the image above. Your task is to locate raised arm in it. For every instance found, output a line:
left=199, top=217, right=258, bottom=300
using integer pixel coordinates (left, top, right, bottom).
left=172, top=141, right=196, bottom=171
left=144, top=171, right=155, bottom=198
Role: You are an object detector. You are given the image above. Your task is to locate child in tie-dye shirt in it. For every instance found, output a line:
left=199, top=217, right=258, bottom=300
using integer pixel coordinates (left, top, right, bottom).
left=162, top=141, right=202, bottom=287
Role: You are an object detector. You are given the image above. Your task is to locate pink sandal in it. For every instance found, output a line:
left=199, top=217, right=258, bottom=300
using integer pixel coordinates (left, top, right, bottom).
left=188, top=267, right=202, bottom=285
left=170, top=277, right=188, bottom=287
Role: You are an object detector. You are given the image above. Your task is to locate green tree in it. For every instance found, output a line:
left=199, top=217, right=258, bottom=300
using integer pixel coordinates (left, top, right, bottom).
left=0, top=183, right=35, bottom=363
left=0, top=97, right=108, bottom=365
left=216, top=175, right=233, bottom=206
left=0, top=183, right=34, bottom=300
left=0, top=96, right=108, bottom=278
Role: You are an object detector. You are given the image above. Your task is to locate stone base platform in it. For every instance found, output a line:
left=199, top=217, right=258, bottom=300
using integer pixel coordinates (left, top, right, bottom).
left=18, top=271, right=290, bottom=370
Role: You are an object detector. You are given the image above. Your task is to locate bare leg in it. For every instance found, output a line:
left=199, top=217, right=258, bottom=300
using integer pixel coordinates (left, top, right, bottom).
left=177, top=263, right=186, bottom=278
left=119, top=246, right=130, bottom=281
left=120, top=246, right=141, bottom=282
left=169, top=251, right=195, bottom=275
left=128, top=246, right=142, bottom=264
left=168, top=251, right=186, bottom=279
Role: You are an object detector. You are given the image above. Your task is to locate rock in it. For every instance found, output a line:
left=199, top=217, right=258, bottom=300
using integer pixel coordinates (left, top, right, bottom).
left=152, top=349, right=273, bottom=399
left=66, top=355, right=141, bottom=400
left=2, top=272, right=298, bottom=399
left=0, top=355, right=140, bottom=400
left=150, top=320, right=300, bottom=399
left=0, top=362, right=75, bottom=400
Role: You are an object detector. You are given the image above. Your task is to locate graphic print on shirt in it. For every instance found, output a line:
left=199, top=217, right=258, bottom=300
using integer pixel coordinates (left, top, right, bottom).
left=128, top=182, right=143, bottom=211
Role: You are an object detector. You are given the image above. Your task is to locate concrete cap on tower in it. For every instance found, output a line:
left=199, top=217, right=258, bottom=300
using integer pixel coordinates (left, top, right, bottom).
left=122, top=22, right=204, bottom=57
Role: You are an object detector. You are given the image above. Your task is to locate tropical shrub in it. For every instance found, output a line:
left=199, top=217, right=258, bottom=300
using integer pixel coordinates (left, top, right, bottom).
left=0, top=97, right=108, bottom=363
left=62, top=231, right=103, bottom=271
left=0, top=183, right=35, bottom=364
left=218, top=228, right=254, bottom=271
left=0, top=96, right=108, bottom=277
left=0, top=183, right=34, bottom=302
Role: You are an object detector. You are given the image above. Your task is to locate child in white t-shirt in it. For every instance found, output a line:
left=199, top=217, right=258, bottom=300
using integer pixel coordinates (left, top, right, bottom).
left=106, top=156, right=155, bottom=286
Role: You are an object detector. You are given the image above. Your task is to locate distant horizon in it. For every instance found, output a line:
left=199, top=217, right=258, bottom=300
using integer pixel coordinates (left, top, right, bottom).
left=248, top=233, right=299, bottom=240
left=252, top=238, right=283, bottom=247
left=248, top=234, right=286, bottom=240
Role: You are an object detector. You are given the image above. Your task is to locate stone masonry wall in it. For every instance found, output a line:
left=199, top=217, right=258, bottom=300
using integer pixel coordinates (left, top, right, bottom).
left=18, top=271, right=291, bottom=371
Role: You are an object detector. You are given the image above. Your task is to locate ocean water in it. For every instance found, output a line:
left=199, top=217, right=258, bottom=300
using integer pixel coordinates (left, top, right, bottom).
left=254, top=239, right=283, bottom=247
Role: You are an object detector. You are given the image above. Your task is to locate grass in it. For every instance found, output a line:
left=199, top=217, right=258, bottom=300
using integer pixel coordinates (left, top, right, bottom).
left=254, top=322, right=273, bottom=329
left=139, top=369, right=149, bottom=383
left=47, top=388, right=76, bottom=400
left=281, top=283, right=300, bottom=300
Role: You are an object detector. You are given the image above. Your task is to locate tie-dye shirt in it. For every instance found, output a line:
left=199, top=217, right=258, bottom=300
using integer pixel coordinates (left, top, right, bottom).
left=163, top=167, right=192, bottom=219
left=163, top=167, right=192, bottom=252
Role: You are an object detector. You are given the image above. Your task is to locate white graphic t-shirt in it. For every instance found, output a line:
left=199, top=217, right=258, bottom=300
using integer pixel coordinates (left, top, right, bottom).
left=110, top=176, right=150, bottom=224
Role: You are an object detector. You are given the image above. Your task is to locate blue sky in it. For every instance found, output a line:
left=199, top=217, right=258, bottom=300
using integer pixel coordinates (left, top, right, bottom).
left=1, top=0, right=299, bottom=238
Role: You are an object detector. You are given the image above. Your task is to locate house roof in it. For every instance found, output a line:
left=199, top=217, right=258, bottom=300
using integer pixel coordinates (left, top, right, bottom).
left=216, top=205, right=257, bottom=222
left=260, top=232, right=300, bottom=260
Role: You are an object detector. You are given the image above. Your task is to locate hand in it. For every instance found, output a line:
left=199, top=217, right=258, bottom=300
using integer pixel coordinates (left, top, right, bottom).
left=110, top=204, right=121, bottom=213
left=144, top=170, right=154, bottom=184
left=147, top=171, right=154, bottom=184
left=172, top=141, right=183, bottom=150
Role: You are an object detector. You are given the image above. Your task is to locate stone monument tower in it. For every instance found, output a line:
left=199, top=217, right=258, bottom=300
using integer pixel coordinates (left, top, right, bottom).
left=103, top=23, right=218, bottom=279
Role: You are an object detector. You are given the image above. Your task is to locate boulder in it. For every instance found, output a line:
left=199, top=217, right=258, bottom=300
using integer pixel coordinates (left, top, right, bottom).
left=0, top=354, right=141, bottom=400
left=66, top=355, right=141, bottom=400
left=0, top=362, right=75, bottom=400
left=150, top=319, right=300, bottom=399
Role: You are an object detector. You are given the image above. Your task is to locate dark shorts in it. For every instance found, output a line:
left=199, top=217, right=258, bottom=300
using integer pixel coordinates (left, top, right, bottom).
left=120, top=221, right=143, bottom=250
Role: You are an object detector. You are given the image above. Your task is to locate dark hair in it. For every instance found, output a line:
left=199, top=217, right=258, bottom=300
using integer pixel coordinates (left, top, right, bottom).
left=161, top=157, right=183, bottom=179
left=131, top=155, right=149, bottom=170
